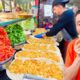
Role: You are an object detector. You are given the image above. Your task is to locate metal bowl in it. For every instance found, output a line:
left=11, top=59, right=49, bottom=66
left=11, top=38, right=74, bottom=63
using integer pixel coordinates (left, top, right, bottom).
left=0, top=52, right=15, bottom=70
left=13, top=42, right=27, bottom=50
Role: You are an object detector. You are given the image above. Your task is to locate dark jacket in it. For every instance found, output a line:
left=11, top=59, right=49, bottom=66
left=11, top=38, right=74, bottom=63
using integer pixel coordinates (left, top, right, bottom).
left=46, top=9, right=78, bottom=39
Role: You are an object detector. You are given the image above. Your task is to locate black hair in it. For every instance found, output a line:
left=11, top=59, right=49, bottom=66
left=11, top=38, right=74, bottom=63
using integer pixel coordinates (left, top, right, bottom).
left=75, top=10, right=80, bottom=16
left=52, top=0, right=70, bottom=8
left=52, top=2, right=66, bottom=8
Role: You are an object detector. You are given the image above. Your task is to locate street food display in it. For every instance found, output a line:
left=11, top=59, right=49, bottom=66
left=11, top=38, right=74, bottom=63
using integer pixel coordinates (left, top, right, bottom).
left=8, top=59, right=63, bottom=80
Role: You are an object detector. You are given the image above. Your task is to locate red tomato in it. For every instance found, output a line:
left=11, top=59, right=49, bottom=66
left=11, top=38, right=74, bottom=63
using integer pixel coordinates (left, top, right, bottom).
left=0, top=27, right=15, bottom=62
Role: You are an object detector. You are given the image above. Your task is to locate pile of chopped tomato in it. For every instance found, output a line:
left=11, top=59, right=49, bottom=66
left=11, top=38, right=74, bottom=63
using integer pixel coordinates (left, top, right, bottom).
left=0, top=27, right=15, bottom=62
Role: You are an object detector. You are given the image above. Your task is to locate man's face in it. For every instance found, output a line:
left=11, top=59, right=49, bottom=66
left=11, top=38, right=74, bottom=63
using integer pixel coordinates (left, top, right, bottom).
left=73, top=6, right=78, bottom=13
left=52, top=5, right=62, bottom=16
left=76, top=14, right=80, bottom=34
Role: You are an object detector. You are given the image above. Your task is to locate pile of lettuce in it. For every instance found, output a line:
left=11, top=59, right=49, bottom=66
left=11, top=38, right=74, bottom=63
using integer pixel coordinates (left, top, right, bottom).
left=19, top=18, right=35, bottom=30
left=5, top=24, right=26, bottom=46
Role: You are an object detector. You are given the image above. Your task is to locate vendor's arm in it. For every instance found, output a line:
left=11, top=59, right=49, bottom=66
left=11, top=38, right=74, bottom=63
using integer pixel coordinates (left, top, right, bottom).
left=45, top=14, right=68, bottom=37
left=36, top=13, right=70, bottom=38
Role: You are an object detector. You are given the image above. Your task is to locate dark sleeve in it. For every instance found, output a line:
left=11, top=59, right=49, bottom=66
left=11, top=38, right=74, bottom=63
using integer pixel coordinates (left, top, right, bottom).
left=46, top=14, right=69, bottom=36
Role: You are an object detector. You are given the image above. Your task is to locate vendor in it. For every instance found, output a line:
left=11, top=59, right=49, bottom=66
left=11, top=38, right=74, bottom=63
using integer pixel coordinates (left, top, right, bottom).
left=35, top=0, right=78, bottom=61
left=64, top=10, right=80, bottom=80
left=35, top=0, right=77, bottom=38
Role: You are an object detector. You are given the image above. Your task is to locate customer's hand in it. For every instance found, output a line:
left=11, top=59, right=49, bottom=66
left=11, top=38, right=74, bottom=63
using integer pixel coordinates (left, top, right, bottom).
left=74, top=38, right=80, bottom=56
left=73, top=56, right=80, bottom=65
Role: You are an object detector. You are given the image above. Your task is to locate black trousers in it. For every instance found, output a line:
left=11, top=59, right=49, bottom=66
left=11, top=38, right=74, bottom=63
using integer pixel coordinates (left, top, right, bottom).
left=58, top=39, right=69, bottom=62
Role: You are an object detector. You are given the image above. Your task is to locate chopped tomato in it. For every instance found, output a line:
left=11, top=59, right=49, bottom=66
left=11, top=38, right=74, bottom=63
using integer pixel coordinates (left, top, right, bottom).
left=0, top=27, right=15, bottom=62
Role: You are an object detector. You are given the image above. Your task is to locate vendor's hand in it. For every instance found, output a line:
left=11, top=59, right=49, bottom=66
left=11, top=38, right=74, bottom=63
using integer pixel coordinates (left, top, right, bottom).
left=34, top=33, right=45, bottom=38
left=74, top=38, right=80, bottom=56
